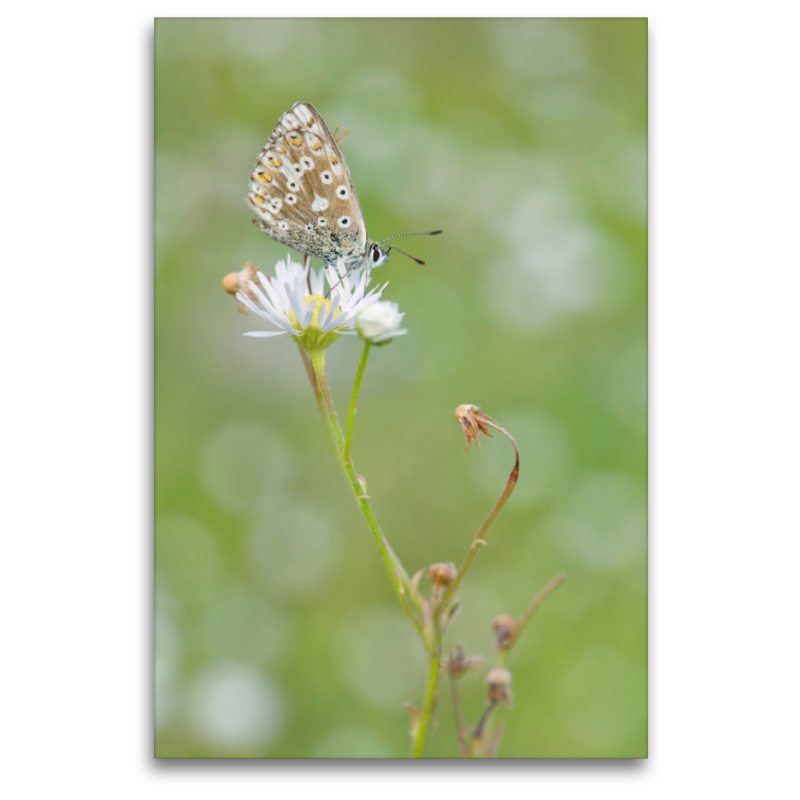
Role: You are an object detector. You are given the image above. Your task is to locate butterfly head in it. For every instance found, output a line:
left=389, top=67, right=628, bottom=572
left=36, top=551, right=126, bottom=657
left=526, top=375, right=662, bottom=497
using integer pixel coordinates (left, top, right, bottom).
left=368, top=242, right=391, bottom=268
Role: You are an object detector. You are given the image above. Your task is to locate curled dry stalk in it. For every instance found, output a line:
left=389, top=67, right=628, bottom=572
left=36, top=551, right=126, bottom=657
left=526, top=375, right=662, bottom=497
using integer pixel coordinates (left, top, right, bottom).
left=435, top=406, right=520, bottom=615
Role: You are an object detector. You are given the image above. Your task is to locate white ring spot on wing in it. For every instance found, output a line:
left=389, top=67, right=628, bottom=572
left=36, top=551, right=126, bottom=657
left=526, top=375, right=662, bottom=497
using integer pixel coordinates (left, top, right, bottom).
left=320, top=171, right=333, bottom=185
left=277, top=220, right=289, bottom=230
left=318, top=217, right=327, bottom=227
left=338, top=216, right=351, bottom=228
left=300, top=156, right=314, bottom=170
left=285, top=194, right=297, bottom=205
left=336, top=186, right=349, bottom=200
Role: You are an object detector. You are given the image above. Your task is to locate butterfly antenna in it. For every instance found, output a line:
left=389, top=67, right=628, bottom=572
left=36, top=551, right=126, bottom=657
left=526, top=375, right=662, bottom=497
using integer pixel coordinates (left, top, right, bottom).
left=379, top=230, right=443, bottom=244
left=386, top=244, right=426, bottom=265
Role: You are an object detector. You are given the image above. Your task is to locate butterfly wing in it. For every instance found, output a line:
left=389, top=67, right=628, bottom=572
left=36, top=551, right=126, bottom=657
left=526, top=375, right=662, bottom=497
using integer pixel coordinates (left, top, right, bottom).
left=247, top=102, right=369, bottom=267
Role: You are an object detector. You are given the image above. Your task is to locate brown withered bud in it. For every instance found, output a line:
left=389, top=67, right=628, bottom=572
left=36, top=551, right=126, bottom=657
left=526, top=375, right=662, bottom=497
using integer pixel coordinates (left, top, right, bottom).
left=447, top=645, right=484, bottom=680
left=493, top=614, right=519, bottom=651
left=222, top=261, right=258, bottom=314
left=428, top=562, right=457, bottom=591
left=486, top=667, right=513, bottom=708
left=455, top=404, right=495, bottom=450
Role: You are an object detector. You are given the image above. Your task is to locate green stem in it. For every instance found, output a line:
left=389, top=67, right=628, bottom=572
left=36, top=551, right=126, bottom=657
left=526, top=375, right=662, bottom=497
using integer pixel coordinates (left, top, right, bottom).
left=344, top=341, right=370, bottom=463
left=411, top=637, right=441, bottom=758
left=307, top=348, right=421, bottom=635
left=505, top=572, right=567, bottom=654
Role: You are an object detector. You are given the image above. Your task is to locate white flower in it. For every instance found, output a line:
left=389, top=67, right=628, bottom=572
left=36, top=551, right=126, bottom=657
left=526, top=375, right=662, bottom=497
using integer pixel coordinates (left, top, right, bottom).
left=236, top=256, right=386, bottom=351
left=355, top=301, right=407, bottom=345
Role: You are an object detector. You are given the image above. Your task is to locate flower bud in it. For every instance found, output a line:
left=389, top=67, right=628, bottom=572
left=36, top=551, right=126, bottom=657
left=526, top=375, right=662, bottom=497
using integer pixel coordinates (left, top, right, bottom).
left=447, top=645, right=484, bottom=679
left=356, top=300, right=407, bottom=345
left=492, top=614, right=519, bottom=650
left=222, top=261, right=258, bottom=313
left=486, top=667, right=513, bottom=707
left=428, top=562, right=457, bottom=591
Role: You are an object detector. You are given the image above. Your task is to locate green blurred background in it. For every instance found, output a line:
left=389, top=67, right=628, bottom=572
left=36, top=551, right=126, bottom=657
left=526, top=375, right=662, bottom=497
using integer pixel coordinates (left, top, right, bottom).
left=155, top=18, right=647, bottom=759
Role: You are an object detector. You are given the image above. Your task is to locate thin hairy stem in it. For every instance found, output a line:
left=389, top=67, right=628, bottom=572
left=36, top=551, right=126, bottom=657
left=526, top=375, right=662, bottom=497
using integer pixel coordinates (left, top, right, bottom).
left=344, top=341, right=370, bottom=462
left=307, top=348, right=421, bottom=635
left=411, top=635, right=441, bottom=758
left=438, top=423, right=520, bottom=611
left=504, top=572, right=567, bottom=655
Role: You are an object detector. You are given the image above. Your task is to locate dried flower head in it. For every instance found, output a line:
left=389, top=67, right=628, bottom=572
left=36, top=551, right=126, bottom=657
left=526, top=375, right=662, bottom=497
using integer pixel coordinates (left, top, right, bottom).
left=486, top=667, right=513, bottom=707
left=222, top=261, right=258, bottom=314
left=492, top=614, right=519, bottom=651
left=447, top=645, right=484, bottom=680
left=455, top=404, right=495, bottom=450
left=428, top=562, right=457, bottom=591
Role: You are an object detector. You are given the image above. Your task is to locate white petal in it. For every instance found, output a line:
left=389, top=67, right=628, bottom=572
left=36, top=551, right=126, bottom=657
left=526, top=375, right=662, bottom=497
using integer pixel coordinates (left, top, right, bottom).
left=320, top=295, right=343, bottom=331
left=284, top=280, right=307, bottom=326
left=236, top=291, right=268, bottom=318
left=248, top=281, right=279, bottom=318
left=310, top=266, right=323, bottom=296
left=243, top=330, right=287, bottom=337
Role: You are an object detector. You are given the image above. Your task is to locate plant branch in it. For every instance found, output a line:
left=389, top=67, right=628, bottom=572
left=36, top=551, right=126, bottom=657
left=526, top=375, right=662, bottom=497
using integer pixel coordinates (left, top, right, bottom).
left=411, top=626, right=441, bottom=758
left=344, top=341, right=370, bottom=462
left=438, top=422, right=520, bottom=611
left=504, top=572, right=567, bottom=656
left=307, top=348, right=421, bottom=635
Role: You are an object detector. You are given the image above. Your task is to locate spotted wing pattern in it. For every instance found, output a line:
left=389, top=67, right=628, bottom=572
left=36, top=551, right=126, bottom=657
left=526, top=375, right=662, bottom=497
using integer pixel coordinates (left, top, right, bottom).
left=247, top=102, right=369, bottom=269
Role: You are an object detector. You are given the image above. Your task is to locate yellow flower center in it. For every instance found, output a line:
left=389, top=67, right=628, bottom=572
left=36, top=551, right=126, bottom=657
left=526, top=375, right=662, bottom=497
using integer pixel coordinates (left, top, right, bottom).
left=287, top=294, right=340, bottom=330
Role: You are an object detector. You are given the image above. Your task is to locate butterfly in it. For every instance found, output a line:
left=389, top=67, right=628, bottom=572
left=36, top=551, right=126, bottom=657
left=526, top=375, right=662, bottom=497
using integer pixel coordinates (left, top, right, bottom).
left=246, top=102, right=441, bottom=274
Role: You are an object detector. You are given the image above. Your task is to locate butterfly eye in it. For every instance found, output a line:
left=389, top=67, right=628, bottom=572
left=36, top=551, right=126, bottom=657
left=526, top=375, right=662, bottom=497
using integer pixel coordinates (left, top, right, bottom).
left=371, top=247, right=381, bottom=263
